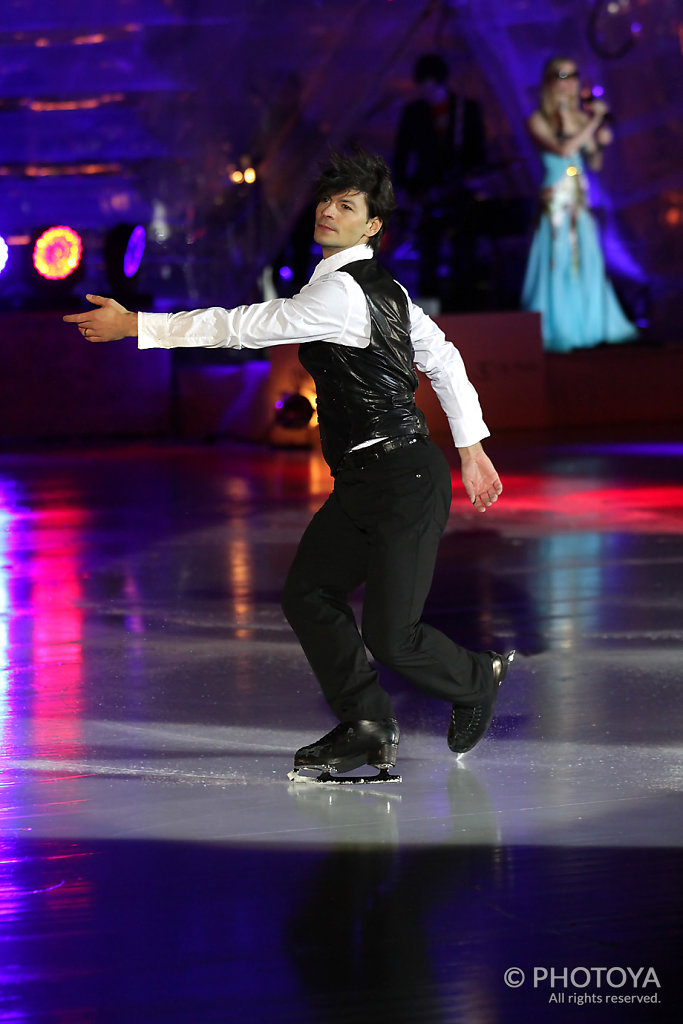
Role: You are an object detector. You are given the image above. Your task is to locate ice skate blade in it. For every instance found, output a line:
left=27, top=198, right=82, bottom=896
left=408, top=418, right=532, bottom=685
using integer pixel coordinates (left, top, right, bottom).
left=287, top=767, right=401, bottom=786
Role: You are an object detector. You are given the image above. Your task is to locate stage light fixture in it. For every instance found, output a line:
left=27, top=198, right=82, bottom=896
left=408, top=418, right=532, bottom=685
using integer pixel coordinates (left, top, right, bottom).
left=103, top=223, right=146, bottom=299
left=123, top=225, right=146, bottom=278
left=274, top=392, right=315, bottom=430
left=0, top=236, right=8, bottom=275
left=32, top=225, right=83, bottom=280
left=23, top=226, right=85, bottom=309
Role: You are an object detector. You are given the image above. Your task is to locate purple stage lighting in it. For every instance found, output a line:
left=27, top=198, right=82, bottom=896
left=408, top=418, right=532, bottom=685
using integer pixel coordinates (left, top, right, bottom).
left=123, top=225, right=146, bottom=278
left=104, top=223, right=146, bottom=295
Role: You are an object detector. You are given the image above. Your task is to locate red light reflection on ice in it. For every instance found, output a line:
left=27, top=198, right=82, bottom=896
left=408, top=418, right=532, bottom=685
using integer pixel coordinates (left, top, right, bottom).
left=452, top=472, right=683, bottom=533
left=0, top=499, right=87, bottom=758
left=30, top=511, right=86, bottom=758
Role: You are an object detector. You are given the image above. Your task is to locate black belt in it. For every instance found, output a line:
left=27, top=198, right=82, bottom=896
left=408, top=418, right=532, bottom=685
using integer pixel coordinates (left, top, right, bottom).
left=336, top=435, right=426, bottom=472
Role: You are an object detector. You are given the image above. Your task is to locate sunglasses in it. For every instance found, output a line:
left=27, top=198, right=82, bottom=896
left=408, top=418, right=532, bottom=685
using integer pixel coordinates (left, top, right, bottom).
left=554, top=69, right=579, bottom=80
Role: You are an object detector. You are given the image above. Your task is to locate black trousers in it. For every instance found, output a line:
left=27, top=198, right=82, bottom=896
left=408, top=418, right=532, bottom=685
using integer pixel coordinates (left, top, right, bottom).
left=281, top=438, right=493, bottom=722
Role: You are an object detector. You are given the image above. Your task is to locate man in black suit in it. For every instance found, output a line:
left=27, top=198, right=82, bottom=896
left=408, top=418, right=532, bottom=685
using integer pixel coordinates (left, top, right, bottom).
left=393, top=53, right=487, bottom=311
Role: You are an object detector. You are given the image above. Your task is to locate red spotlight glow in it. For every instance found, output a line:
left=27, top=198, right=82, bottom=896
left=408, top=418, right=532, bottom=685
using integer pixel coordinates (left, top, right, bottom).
left=32, top=226, right=83, bottom=280
left=449, top=472, right=683, bottom=535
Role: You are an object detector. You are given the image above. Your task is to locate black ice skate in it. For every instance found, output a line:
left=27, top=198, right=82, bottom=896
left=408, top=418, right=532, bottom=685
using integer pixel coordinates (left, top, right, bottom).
left=287, top=718, right=401, bottom=785
left=447, top=650, right=515, bottom=756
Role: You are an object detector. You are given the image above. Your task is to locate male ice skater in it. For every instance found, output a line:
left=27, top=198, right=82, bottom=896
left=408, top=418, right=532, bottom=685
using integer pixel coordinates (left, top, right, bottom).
left=64, top=150, right=513, bottom=783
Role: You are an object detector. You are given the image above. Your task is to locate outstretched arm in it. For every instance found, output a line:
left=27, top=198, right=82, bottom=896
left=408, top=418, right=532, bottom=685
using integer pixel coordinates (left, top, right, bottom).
left=458, top=441, right=502, bottom=512
left=63, top=294, right=138, bottom=342
left=63, top=273, right=365, bottom=350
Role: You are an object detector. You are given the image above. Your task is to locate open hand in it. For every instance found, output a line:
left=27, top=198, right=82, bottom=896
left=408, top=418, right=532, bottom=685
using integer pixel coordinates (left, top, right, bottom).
left=63, top=294, right=138, bottom=342
left=458, top=442, right=503, bottom=512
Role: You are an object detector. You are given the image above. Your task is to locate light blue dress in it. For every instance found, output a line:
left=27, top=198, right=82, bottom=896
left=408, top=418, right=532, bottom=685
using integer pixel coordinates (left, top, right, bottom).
left=521, top=151, right=637, bottom=353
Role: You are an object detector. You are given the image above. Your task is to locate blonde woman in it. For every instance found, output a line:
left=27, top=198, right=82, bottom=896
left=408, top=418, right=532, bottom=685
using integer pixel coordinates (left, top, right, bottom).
left=521, top=57, right=636, bottom=352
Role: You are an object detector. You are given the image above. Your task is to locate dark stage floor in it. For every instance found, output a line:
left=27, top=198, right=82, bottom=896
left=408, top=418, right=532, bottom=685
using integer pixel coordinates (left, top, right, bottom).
left=0, top=428, right=681, bottom=1023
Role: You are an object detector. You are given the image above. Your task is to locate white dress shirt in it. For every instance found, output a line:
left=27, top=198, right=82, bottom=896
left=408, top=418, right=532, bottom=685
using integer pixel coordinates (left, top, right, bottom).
left=138, top=244, right=490, bottom=448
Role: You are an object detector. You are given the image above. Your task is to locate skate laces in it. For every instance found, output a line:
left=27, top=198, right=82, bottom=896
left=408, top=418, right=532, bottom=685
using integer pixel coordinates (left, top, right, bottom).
left=450, top=704, right=482, bottom=734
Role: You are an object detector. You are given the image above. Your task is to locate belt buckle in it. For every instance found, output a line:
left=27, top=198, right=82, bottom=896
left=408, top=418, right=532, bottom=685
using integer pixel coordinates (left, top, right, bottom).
left=341, top=435, right=421, bottom=473
left=376, top=436, right=415, bottom=461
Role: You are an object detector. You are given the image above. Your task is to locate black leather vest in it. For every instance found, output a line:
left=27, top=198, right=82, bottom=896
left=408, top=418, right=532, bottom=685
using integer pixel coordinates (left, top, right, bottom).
left=298, top=259, right=429, bottom=472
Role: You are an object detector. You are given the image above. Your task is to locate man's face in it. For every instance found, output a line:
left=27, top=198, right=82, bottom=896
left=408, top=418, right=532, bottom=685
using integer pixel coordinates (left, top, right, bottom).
left=314, top=190, right=381, bottom=257
left=418, top=77, right=448, bottom=104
